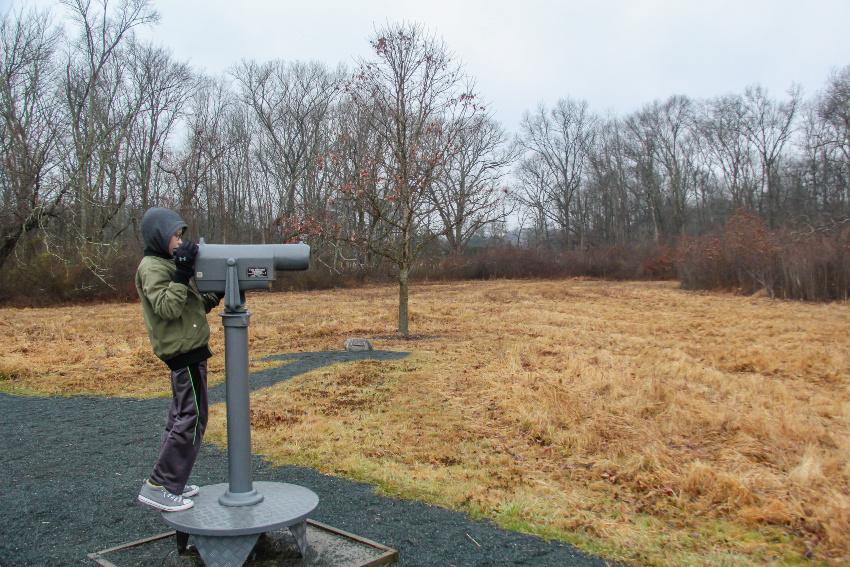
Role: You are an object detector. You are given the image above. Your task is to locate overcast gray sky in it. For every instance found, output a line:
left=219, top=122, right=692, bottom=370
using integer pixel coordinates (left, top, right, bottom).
left=11, top=0, right=850, bottom=132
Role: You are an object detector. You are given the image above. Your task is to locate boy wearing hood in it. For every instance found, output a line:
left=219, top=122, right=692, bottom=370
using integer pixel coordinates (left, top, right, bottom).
left=135, top=207, right=221, bottom=512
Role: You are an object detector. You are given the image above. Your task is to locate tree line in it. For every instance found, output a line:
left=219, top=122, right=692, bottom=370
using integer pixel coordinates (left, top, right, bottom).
left=2, top=1, right=850, bottom=319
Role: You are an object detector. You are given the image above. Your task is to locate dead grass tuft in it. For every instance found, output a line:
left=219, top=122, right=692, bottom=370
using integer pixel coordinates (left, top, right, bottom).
left=0, top=303, right=226, bottom=397
left=0, top=353, right=31, bottom=381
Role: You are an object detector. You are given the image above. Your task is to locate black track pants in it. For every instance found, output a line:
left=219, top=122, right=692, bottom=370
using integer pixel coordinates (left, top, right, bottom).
left=149, top=360, right=208, bottom=495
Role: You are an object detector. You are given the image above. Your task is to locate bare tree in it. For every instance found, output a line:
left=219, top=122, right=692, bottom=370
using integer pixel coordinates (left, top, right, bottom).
left=518, top=97, right=598, bottom=248
left=233, top=59, right=341, bottom=222
left=650, top=95, right=701, bottom=236
left=330, top=22, right=483, bottom=335
left=623, top=96, right=703, bottom=239
left=59, top=0, right=159, bottom=254
left=158, top=75, right=233, bottom=233
left=431, top=113, right=516, bottom=254
left=127, top=40, right=194, bottom=213
left=0, top=5, right=64, bottom=269
left=739, top=83, right=802, bottom=225
left=808, top=65, right=850, bottom=216
left=817, top=66, right=850, bottom=161
left=515, top=153, right=557, bottom=249
left=585, top=115, right=634, bottom=244
left=212, top=104, right=262, bottom=243
left=624, top=108, right=665, bottom=241
left=697, top=94, right=758, bottom=211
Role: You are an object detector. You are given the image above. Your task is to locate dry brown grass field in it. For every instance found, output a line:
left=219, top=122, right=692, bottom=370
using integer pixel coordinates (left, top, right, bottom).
left=1, top=279, right=848, bottom=566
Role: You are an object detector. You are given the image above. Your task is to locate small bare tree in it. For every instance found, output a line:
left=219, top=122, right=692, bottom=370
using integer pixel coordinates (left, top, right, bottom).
left=330, top=22, right=484, bottom=335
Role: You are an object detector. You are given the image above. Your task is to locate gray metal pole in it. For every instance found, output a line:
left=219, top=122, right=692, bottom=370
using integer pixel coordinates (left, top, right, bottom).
left=217, top=263, right=264, bottom=507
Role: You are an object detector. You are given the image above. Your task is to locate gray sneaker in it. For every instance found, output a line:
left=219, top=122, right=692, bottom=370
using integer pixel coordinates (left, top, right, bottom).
left=182, top=484, right=199, bottom=498
left=138, top=481, right=194, bottom=512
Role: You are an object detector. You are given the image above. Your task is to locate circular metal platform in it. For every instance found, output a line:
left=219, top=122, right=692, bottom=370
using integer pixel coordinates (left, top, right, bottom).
left=161, top=482, right=319, bottom=536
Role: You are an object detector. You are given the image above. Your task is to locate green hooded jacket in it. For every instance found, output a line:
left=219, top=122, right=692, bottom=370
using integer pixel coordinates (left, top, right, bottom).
left=136, top=208, right=220, bottom=370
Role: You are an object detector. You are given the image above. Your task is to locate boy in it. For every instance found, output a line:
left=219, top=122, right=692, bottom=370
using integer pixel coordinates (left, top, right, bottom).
left=135, top=207, right=221, bottom=512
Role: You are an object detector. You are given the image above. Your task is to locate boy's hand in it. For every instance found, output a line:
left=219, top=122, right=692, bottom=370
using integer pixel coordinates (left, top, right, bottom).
left=172, top=240, right=199, bottom=286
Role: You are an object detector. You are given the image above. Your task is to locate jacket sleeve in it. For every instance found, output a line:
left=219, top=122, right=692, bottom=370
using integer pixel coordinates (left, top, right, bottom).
left=202, top=292, right=222, bottom=313
left=139, top=262, right=189, bottom=321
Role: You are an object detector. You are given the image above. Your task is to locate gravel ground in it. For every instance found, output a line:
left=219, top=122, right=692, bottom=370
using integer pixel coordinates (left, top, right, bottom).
left=0, top=350, right=623, bottom=567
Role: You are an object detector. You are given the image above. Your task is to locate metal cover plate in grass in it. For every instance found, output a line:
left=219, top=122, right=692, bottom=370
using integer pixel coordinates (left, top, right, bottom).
left=88, top=520, right=398, bottom=567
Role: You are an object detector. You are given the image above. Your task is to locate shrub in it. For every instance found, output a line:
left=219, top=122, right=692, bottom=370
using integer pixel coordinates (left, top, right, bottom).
left=0, top=239, right=138, bottom=306
left=562, top=243, right=648, bottom=280
left=422, top=243, right=659, bottom=282
left=429, top=246, right=565, bottom=281
left=675, top=209, right=850, bottom=301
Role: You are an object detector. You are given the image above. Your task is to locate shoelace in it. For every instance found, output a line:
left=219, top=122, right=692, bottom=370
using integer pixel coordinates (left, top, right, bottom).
left=162, top=488, right=182, bottom=503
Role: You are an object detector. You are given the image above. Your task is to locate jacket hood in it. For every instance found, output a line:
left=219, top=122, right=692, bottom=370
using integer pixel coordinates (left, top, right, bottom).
left=140, top=207, right=188, bottom=258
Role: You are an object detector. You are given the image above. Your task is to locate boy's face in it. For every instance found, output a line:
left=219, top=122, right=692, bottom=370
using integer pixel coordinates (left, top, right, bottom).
left=169, top=230, right=184, bottom=257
